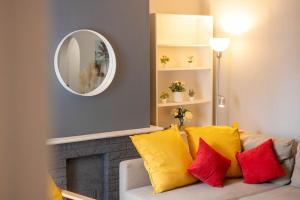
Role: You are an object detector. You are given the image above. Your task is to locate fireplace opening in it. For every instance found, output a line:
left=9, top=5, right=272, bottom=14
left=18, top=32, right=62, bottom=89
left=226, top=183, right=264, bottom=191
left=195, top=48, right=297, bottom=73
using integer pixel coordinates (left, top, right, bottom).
left=67, top=154, right=105, bottom=200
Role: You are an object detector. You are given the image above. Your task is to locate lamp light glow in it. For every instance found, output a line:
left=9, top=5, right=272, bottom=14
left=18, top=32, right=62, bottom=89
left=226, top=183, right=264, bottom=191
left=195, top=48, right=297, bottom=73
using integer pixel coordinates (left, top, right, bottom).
left=221, top=12, right=252, bottom=35
left=209, top=38, right=230, bottom=52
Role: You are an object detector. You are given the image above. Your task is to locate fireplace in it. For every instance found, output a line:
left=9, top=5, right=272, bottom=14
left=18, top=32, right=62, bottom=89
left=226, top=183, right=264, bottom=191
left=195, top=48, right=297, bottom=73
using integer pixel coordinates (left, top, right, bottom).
left=49, top=136, right=140, bottom=200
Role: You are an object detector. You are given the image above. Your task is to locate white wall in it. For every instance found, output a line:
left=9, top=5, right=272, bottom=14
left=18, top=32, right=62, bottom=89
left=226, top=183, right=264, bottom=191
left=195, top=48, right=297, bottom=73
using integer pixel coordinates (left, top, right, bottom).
left=208, top=0, right=300, bottom=138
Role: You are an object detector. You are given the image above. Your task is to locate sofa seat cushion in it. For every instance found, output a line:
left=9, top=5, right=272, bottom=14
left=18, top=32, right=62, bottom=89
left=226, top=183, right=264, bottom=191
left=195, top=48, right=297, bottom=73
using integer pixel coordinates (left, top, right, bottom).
left=123, top=179, right=279, bottom=200
left=239, top=186, right=300, bottom=200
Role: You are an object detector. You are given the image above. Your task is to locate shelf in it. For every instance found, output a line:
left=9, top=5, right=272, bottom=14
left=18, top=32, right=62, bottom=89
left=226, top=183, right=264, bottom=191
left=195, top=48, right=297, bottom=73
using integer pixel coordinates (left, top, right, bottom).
left=157, top=67, right=211, bottom=72
left=157, top=99, right=211, bottom=108
left=157, top=43, right=210, bottom=47
left=151, top=13, right=213, bottom=127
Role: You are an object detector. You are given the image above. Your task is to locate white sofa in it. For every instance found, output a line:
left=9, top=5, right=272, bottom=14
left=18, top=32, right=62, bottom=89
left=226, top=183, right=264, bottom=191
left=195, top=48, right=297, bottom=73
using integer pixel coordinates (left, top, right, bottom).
left=119, top=135, right=300, bottom=200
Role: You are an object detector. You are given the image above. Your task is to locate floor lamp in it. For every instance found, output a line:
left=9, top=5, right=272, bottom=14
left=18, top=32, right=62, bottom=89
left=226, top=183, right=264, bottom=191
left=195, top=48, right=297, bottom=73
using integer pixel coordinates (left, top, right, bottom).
left=209, top=38, right=230, bottom=125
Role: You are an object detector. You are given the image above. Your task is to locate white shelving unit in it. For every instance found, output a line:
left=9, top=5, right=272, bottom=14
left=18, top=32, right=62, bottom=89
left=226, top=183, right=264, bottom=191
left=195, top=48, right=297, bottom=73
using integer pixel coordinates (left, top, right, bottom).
left=157, top=99, right=211, bottom=108
left=157, top=67, right=211, bottom=72
left=157, top=43, right=210, bottom=47
left=150, top=13, right=213, bottom=128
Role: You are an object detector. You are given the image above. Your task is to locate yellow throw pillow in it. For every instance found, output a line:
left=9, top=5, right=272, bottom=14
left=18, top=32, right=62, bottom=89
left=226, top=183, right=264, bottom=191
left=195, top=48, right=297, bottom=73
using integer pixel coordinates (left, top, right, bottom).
left=130, top=128, right=197, bottom=193
left=185, top=126, right=242, bottom=178
left=48, top=176, right=63, bottom=200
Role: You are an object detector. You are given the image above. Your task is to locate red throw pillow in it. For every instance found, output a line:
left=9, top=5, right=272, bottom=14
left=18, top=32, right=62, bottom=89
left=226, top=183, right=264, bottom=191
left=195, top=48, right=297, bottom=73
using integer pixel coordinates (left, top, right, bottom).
left=236, top=139, right=285, bottom=184
left=187, top=138, right=231, bottom=187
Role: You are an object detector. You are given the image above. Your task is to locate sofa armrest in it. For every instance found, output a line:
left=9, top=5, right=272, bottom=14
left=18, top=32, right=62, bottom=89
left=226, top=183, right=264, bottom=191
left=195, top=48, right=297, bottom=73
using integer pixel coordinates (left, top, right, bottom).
left=119, top=158, right=151, bottom=194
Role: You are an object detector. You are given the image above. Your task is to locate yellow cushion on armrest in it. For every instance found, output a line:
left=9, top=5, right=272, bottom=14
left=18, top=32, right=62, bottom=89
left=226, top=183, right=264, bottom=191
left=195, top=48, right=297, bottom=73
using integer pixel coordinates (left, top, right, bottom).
left=48, top=176, right=63, bottom=200
left=130, top=127, right=197, bottom=193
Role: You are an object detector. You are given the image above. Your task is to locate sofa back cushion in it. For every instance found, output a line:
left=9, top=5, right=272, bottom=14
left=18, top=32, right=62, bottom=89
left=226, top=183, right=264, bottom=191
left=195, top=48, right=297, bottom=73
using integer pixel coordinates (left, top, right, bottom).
left=240, top=132, right=296, bottom=185
left=291, top=142, right=300, bottom=187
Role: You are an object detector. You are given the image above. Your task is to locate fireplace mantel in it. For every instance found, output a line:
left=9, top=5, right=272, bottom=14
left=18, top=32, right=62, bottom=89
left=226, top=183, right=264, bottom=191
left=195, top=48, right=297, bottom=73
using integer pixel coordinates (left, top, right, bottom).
left=47, top=125, right=163, bottom=145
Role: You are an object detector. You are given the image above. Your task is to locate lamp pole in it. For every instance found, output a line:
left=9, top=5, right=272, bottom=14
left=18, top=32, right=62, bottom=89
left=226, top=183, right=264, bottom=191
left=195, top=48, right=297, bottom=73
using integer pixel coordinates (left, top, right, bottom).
left=210, top=38, right=230, bottom=125
left=215, top=51, right=222, bottom=125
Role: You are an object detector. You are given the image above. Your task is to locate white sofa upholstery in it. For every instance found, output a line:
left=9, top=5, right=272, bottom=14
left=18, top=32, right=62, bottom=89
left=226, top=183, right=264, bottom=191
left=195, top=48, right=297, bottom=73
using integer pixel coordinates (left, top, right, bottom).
left=119, top=158, right=281, bottom=200
left=239, top=186, right=300, bottom=200
left=119, top=158, right=151, bottom=195
left=120, top=135, right=300, bottom=200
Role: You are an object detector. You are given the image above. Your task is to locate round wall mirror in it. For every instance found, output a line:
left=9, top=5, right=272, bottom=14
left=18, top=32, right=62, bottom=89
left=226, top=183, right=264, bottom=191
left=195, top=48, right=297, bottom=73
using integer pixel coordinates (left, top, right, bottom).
left=54, top=29, right=116, bottom=96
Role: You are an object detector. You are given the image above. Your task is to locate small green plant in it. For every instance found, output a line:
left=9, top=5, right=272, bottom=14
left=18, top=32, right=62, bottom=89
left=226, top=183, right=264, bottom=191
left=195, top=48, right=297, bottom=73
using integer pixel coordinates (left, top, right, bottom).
left=160, top=91, right=169, bottom=100
left=160, top=55, right=170, bottom=65
left=188, top=89, right=195, bottom=97
left=169, top=81, right=186, bottom=92
left=187, top=56, right=194, bottom=63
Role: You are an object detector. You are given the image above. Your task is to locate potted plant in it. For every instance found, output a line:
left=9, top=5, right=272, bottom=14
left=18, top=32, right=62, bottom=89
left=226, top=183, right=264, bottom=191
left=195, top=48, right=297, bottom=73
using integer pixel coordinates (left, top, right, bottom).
left=160, top=92, right=169, bottom=104
left=188, top=89, right=195, bottom=101
left=172, top=106, right=193, bottom=130
left=169, top=81, right=186, bottom=102
left=187, top=56, right=194, bottom=67
left=160, top=55, right=170, bottom=67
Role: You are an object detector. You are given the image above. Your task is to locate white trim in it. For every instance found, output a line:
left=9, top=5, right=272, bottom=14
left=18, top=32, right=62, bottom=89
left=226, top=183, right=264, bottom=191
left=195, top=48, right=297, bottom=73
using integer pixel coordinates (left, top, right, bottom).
left=47, top=126, right=163, bottom=145
left=61, top=190, right=96, bottom=200
left=54, top=29, right=116, bottom=96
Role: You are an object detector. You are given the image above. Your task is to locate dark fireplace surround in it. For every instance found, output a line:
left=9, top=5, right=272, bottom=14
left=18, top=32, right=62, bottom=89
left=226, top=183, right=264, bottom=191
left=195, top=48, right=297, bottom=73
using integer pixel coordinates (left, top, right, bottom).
left=49, top=136, right=140, bottom=200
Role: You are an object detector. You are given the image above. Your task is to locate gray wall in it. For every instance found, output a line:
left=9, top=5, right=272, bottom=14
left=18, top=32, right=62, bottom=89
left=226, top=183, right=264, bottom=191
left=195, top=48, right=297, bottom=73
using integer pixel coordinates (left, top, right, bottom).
left=50, top=0, right=150, bottom=138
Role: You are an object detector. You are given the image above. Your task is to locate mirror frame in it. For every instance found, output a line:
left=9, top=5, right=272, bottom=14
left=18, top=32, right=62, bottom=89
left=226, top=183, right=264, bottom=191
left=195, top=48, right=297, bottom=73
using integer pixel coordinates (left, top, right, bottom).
left=54, top=29, right=116, bottom=96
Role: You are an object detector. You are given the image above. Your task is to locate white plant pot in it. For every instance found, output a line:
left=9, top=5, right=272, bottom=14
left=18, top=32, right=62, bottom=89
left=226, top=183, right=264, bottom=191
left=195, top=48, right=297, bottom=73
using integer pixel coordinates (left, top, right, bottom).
left=188, top=62, right=193, bottom=67
left=189, top=96, right=195, bottom=102
left=173, top=92, right=184, bottom=103
left=161, top=98, right=167, bottom=104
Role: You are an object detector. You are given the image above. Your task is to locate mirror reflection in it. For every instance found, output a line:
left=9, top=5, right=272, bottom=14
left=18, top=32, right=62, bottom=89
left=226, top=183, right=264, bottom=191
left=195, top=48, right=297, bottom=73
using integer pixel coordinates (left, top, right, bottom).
left=57, top=30, right=110, bottom=94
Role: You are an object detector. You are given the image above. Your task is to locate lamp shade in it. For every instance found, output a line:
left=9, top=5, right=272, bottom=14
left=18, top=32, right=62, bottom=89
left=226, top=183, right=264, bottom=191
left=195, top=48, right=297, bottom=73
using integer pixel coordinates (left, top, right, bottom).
left=209, top=38, right=230, bottom=52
